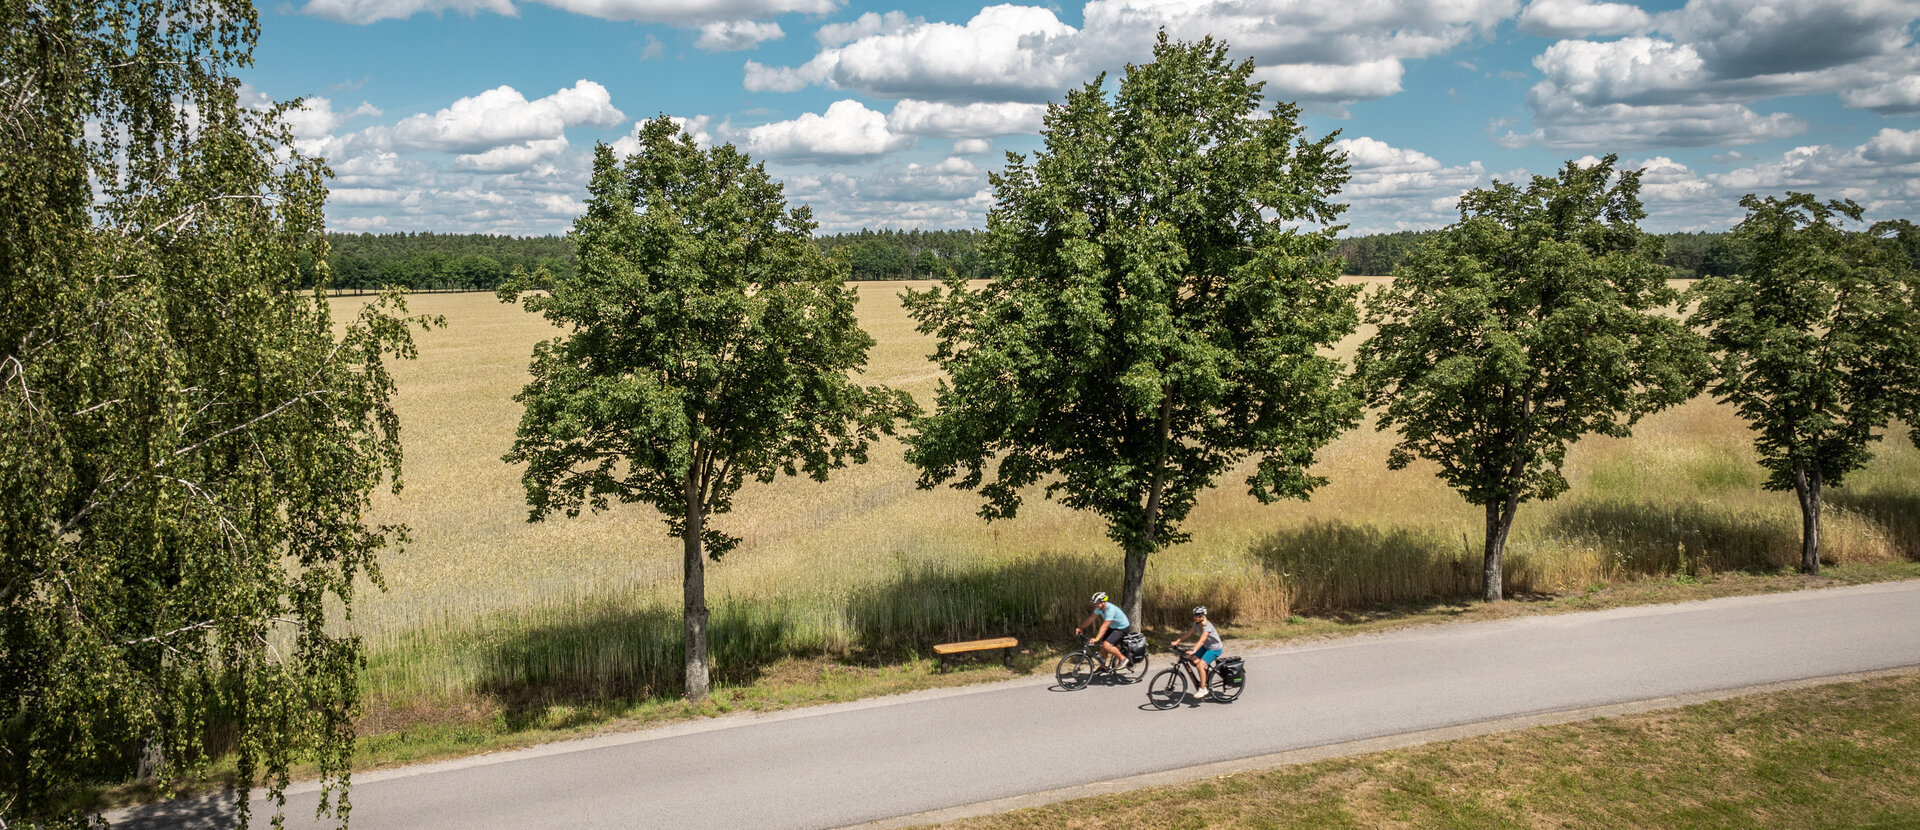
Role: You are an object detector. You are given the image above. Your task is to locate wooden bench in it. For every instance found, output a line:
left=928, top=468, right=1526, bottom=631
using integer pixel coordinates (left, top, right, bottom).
left=933, top=637, right=1019, bottom=672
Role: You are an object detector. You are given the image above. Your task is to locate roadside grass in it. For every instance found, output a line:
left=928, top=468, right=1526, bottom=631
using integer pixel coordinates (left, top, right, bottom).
left=929, top=669, right=1920, bottom=830
left=341, top=562, right=1920, bottom=773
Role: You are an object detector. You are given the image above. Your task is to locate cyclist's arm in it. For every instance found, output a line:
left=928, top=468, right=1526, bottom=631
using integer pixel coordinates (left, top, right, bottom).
left=1074, top=612, right=1098, bottom=636
left=1091, top=619, right=1112, bottom=643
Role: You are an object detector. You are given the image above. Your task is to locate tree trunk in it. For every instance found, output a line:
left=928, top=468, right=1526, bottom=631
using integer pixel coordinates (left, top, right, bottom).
left=136, top=736, right=164, bottom=784
left=1793, top=458, right=1823, bottom=575
left=683, top=467, right=712, bottom=702
left=1483, top=495, right=1519, bottom=602
left=1122, top=391, right=1176, bottom=626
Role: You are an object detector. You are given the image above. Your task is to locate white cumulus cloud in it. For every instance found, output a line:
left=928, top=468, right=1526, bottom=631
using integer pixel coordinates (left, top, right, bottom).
left=885, top=100, right=1046, bottom=138
left=695, top=20, right=784, bottom=51
left=740, top=100, right=915, bottom=161
left=1517, top=0, right=1651, bottom=38
left=299, top=0, right=836, bottom=24
left=747, top=5, right=1084, bottom=102
left=383, top=80, right=624, bottom=154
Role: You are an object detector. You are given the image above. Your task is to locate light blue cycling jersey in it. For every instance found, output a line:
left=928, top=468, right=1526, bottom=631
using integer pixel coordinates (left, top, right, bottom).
left=1098, top=603, right=1130, bottom=630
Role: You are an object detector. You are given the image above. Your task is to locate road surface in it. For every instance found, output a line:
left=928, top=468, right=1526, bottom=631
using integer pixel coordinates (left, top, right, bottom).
left=111, top=580, right=1920, bottom=829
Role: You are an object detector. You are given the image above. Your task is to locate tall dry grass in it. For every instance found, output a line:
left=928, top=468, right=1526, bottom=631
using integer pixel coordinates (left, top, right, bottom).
left=337, top=282, right=1920, bottom=714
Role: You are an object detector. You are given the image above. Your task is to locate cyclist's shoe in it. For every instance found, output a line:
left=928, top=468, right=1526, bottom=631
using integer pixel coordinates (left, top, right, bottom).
left=1124, top=656, right=1139, bottom=668
left=1195, top=689, right=1210, bottom=699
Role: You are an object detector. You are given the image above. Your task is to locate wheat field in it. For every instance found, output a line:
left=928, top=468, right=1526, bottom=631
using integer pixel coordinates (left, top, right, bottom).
left=335, top=282, right=1920, bottom=706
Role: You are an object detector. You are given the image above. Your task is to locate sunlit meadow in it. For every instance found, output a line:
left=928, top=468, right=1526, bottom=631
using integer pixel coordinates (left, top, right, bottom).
left=334, top=281, right=1920, bottom=719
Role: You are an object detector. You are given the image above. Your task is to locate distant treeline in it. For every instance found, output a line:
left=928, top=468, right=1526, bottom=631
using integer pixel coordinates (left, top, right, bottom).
left=815, top=228, right=994, bottom=281
left=317, top=232, right=577, bottom=291
left=312, top=227, right=1751, bottom=292
left=1333, top=230, right=1743, bottom=279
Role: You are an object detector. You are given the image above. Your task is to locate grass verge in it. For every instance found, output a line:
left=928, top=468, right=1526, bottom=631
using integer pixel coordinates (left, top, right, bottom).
left=342, top=562, right=1920, bottom=771
left=929, top=669, right=1920, bottom=829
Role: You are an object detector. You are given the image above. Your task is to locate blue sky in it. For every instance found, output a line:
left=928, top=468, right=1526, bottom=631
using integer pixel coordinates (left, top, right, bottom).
left=241, top=0, right=1920, bottom=236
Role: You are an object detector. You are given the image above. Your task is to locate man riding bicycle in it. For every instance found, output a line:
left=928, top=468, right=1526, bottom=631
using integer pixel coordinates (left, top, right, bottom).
left=1170, top=605, right=1222, bottom=698
left=1074, top=592, right=1135, bottom=669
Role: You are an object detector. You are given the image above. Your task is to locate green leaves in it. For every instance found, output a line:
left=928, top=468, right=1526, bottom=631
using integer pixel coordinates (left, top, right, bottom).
left=1358, top=156, right=1707, bottom=507
left=503, top=116, right=915, bottom=559
left=1688, top=194, right=1920, bottom=495
left=1354, top=156, right=1709, bottom=599
left=3, top=1, right=431, bottom=824
left=905, top=34, right=1359, bottom=621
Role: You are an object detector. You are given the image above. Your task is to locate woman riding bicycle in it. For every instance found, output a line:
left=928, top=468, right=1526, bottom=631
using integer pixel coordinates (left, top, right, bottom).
left=1170, top=605, right=1222, bottom=698
left=1074, top=592, right=1136, bottom=669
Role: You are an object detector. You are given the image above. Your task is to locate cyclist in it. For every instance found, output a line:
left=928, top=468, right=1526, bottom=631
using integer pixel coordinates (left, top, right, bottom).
left=1074, top=592, right=1135, bottom=669
left=1170, top=605, right=1223, bottom=698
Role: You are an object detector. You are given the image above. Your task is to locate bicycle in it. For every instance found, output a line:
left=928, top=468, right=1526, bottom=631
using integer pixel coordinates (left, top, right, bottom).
left=1055, top=638, right=1150, bottom=689
left=1146, top=647, right=1243, bottom=709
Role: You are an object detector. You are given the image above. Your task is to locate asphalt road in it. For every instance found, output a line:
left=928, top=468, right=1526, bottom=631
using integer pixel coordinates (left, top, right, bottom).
left=111, top=580, right=1920, bottom=830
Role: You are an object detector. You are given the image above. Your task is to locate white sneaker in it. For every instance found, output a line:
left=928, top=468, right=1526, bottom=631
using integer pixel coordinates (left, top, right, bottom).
left=1195, top=689, right=1209, bottom=699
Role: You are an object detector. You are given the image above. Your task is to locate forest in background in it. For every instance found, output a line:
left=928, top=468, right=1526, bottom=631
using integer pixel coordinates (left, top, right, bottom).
left=313, top=228, right=1743, bottom=292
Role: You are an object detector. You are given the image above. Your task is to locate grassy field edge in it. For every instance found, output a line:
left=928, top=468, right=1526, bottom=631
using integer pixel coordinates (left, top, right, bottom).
left=924, top=666, right=1920, bottom=829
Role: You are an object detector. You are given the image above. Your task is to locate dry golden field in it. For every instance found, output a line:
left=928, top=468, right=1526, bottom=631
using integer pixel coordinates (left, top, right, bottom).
left=334, top=282, right=1920, bottom=706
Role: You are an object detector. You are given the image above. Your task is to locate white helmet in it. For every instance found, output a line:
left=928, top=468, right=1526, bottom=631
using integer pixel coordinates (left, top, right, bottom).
left=1192, top=605, right=1208, bottom=616
left=1090, top=591, right=1109, bottom=604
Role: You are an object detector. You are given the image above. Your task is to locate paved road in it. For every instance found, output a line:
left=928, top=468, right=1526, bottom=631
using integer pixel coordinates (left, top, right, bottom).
left=112, top=581, right=1920, bottom=830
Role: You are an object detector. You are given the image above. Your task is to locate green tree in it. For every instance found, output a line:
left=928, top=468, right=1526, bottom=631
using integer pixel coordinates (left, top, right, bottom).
left=500, top=119, right=915, bottom=701
left=1688, top=194, right=1920, bottom=573
left=904, top=35, right=1358, bottom=625
left=1355, top=156, right=1708, bottom=601
left=1, top=0, right=430, bottom=825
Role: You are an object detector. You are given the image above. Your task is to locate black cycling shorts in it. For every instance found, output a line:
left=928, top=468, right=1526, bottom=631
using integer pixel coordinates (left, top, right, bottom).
left=1101, top=626, right=1129, bottom=647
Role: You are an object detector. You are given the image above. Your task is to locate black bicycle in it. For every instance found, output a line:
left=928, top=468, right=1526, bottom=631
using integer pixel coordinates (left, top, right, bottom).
left=1056, top=638, right=1150, bottom=689
left=1146, top=647, right=1243, bottom=709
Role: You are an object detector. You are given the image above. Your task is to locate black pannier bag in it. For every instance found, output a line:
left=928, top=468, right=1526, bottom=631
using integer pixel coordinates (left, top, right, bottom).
left=1216, top=656, right=1245, bottom=686
left=1123, top=631, right=1148, bottom=658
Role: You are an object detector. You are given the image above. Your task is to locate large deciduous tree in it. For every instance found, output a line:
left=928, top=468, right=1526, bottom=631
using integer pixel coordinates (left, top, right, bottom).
left=2, top=0, right=429, bottom=825
left=1688, top=194, right=1920, bottom=574
left=904, top=35, right=1359, bottom=625
left=1354, top=156, right=1708, bottom=602
left=501, top=119, right=914, bottom=702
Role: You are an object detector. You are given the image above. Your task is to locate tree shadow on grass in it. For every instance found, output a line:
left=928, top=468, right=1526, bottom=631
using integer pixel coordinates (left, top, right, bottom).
left=842, top=554, right=1113, bottom=668
left=1249, top=520, right=1497, bottom=613
left=1546, top=500, right=1801, bottom=575
left=472, top=602, right=796, bottom=728
left=1827, top=490, right=1920, bottom=560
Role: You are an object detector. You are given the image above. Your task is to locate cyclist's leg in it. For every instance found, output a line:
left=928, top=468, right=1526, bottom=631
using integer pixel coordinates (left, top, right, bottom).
left=1193, top=647, right=1221, bottom=696
left=1100, top=627, right=1128, bottom=665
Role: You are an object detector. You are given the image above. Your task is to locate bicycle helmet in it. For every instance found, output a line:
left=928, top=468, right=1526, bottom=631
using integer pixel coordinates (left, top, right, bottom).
left=1192, top=605, right=1208, bottom=616
left=1090, top=591, right=1109, bottom=604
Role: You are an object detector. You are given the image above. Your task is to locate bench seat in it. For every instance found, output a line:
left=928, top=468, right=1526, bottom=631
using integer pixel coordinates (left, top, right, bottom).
left=933, top=637, right=1019, bottom=671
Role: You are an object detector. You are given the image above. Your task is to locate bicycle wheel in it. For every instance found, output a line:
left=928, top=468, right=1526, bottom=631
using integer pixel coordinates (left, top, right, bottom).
left=1116, top=652, right=1150, bottom=684
left=1206, top=664, right=1242, bottom=702
left=1056, top=652, right=1095, bottom=690
left=1146, top=667, right=1188, bottom=710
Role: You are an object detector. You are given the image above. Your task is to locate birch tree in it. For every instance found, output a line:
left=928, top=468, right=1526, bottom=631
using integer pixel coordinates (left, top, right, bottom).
left=2, top=0, right=429, bottom=825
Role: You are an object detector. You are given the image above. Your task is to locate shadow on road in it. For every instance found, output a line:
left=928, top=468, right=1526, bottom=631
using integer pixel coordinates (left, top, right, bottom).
left=107, top=792, right=238, bottom=830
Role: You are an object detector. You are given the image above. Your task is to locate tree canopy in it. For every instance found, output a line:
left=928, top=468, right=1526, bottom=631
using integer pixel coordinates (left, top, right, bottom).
left=904, top=34, right=1359, bottom=625
left=1687, top=194, right=1920, bottom=573
left=1, top=0, right=429, bottom=825
left=501, top=119, right=914, bottom=701
left=1354, top=156, right=1708, bottom=601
